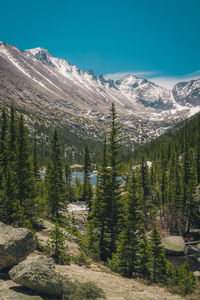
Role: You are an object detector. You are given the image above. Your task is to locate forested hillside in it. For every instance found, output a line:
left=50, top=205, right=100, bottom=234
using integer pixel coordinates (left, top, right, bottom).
left=133, top=111, right=200, bottom=233
left=0, top=103, right=200, bottom=298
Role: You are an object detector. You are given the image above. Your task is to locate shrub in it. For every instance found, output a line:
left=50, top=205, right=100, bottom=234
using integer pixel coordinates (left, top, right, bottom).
left=177, top=263, right=196, bottom=294
left=62, top=281, right=105, bottom=300
left=47, top=223, right=71, bottom=265
left=73, top=251, right=90, bottom=267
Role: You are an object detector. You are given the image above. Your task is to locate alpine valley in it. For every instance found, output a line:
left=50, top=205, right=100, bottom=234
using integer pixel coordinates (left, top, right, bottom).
left=0, top=41, right=200, bottom=161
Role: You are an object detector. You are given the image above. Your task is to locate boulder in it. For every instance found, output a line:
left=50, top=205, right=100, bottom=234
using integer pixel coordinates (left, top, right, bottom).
left=161, top=236, right=186, bottom=256
left=193, top=271, right=200, bottom=278
left=9, top=256, right=63, bottom=297
left=196, top=243, right=200, bottom=250
left=0, top=222, right=35, bottom=270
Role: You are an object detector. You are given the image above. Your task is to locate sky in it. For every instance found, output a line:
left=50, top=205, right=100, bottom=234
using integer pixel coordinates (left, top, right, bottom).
left=1, top=0, right=200, bottom=89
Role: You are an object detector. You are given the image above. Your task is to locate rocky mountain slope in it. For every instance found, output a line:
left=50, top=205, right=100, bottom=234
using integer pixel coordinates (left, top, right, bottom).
left=0, top=41, right=200, bottom=153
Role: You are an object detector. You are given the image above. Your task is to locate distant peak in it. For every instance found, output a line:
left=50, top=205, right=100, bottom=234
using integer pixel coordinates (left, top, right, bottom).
left=25, top=47, right=55, bottom=67
left=116, top=74, right=140, bottom=85
left=25, top=47, right=52, bottom=56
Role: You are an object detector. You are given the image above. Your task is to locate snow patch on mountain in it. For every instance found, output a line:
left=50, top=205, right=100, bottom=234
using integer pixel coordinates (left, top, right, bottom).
left=1, top=42, right=200, bottom=145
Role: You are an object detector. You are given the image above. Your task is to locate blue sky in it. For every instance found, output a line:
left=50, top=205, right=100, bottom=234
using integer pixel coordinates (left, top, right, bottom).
left=1, top=0, right=200, bottom=88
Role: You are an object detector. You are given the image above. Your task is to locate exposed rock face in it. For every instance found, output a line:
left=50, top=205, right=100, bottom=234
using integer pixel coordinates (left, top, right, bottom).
left=1, top=41, right=200, bottom=151
left=9, top=256, right=63, bottom=297
left=161, top=236, right=186, bottom=256
left=0, top=222, right=35, bottom=270
left=173, top=79, right=200, bottom=106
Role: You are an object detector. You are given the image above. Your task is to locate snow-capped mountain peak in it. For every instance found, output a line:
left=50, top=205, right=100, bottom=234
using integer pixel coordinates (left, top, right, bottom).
left=1, top=41, right=200, bottom=145
left=25, top=47, right=51, bottom=56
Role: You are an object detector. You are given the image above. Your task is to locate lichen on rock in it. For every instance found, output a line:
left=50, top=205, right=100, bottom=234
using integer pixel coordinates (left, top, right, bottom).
left=0, top=222, right=36, bottom=270
left=9, top=255, right=63, bottom=297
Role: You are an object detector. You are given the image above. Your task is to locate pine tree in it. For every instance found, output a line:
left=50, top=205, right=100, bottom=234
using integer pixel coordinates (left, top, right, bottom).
left=197, top=135, right=200, bottom=183
left=182, top=125, right=192, bottom=228
left=138, top=229, right=152, bottom=280
left=107, top=103, right=122, bottom=257
left=16, top=114, right=36, bottom=223
left=65, top=160, right=73, bottom=202
left=87, top=104, right=122, bottom=261
left=0, top=166, right=18, bottom=223
left=87, top=134, right=110, bottom=260
left=109, top=172, right=144, bottom=277
left=9, top=105, right=17, bottom=162
left=48, top=222, right=70, bottom=264
left=0, top=107, right=18, bottom=223
left=33, top=132, right=40, bottom=181
left=186, top=154, right=199, bottom=232
left=150, top=225, right=168, bottom=283
left=160, top=147, right=168, bottom=216
left=140, top=157, right=150, bottom=224
left=0, top=108, right=8, bottom=188
left=82, top=144, right=93, bottom=209
left=11, top=199, right=27, bottom=227
left=46, top=128, right=65, bottom=219
left=168, top=152, right=183, bottom=233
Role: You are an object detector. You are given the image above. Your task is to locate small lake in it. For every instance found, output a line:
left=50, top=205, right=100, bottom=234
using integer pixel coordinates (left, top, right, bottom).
left=71, top=171, right=124, bottom=186
left=72, top=171, right=98, bottom=186
left=40, top=170, right=123, bottom=186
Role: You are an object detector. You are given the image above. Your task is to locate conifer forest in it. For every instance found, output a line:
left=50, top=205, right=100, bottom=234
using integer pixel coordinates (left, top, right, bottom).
left=1, top=103, right=200, bottom=296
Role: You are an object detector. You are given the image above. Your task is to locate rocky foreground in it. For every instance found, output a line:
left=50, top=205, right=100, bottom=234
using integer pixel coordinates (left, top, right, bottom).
left=0, top=221, right=187, bottom=300
left=0, top=263, right=185, bottom=300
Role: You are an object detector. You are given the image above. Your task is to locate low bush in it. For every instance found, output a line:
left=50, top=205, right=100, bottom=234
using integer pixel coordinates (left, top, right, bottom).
left=73, top=251, right=90, bottom=267
left=62, top=280, right=105, bottom=300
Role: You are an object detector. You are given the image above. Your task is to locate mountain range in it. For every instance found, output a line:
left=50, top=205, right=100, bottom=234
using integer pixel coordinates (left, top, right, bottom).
left=0, top=41, right=200, bottom=157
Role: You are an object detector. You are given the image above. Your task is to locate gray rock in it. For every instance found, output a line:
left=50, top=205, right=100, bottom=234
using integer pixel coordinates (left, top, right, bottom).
left=193, top=271, right=200, bottom=278
left=161, top=236, right=186, bottom=256
left=9, top=256, right=63, bottom=297
left=187, top=244, right=200, bottom=255
left=0, top=222, right=36, bottom=270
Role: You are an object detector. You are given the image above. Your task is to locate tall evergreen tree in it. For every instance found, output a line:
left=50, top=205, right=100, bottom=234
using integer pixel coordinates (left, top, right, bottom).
left=0, top=108, right=8, bottom=188
left=33, top=132, right=40, bottom=181
left=107, top=102, right=122, bottom=256
left=140, top=157, right=150, bottom=224
left=197, top=135, right=200, bottom=184
left=16, top=114, right=36, bottom=223
left=46, top=128, right=65, bottom=219
left=82, top=144, right=93, bottom=209
left=48, top=222, right=69, bottom=264
left=0, top=107, right=25, bottom=225
left=65, top=160, right=73, bottom=203
left=138, top=229, right=152, bottom=280
left=186, top=155, right=199, bottom=232
left=109, top=172, right=146, bottom=277
left=88, top=134, right=110, bottom=260
left=150, top=225, right=168, bottom=283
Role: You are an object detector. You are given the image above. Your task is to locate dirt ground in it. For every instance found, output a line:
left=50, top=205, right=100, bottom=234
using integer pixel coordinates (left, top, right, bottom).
left=57, top=263, right=184, bottom=300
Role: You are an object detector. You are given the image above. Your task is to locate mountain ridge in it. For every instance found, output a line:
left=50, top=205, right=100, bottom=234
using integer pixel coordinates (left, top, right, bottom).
left=0, top=41, right=200, bottom=152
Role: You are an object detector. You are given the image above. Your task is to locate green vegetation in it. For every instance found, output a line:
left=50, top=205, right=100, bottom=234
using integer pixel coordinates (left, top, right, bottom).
left=46, top=128, right=66, bottom=219
left=82, top=144, right=93, bottom=209
left=62, top=280, right=105, bottom=300
left=47, top=223, right=71, bottom=265
left=1, top=103, right=200, bottom=297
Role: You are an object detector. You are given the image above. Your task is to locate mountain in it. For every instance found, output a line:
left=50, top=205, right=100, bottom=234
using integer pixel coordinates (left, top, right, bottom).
left=0, top=41, right=200, bottom=159
left=173, top=79, right=200, bottom=106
